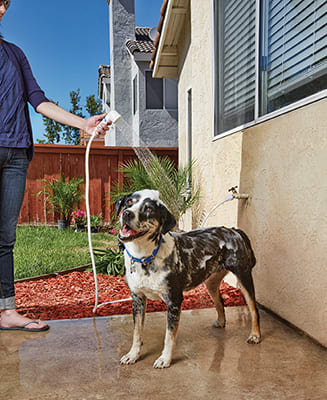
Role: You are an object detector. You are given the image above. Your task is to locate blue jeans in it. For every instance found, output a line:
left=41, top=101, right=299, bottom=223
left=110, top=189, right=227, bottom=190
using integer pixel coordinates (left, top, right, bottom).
left=0, top=148, right=29, bottom=310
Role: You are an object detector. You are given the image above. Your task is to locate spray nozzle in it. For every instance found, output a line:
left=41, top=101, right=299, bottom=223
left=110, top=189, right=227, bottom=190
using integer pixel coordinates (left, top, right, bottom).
left=105, top=110, right=121, bottom=125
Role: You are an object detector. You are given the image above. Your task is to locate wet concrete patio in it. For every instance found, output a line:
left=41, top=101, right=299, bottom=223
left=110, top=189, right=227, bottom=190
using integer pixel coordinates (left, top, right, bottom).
left=1, top=307, right=326, bottom=400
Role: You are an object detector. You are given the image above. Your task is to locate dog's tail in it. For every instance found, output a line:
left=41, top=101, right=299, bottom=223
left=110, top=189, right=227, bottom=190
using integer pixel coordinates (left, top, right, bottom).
left=234, top=229, right=256, bottom=269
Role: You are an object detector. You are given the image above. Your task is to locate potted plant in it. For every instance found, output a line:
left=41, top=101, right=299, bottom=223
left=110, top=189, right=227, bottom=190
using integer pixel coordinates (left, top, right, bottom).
left=71, top=209, right=86, bottom=232
left=38, top=175, right=84, bottom=229
left=89, top=213, right=102, bottom=233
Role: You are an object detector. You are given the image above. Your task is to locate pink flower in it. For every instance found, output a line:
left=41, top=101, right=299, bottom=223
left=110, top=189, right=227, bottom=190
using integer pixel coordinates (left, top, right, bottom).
left=71, top=209, right=86, bottom=224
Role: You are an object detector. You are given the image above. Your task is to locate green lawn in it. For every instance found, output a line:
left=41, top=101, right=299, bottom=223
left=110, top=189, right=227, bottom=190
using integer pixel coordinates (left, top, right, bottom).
left=14, top=226, right=117, bottom=280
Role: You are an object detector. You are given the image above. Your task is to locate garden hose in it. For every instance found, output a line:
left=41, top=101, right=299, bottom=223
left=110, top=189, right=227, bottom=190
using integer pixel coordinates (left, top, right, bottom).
left=85, top=111, right=132, bottom=313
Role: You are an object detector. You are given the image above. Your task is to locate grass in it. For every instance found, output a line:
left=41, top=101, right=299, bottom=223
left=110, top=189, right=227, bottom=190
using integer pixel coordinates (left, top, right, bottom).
left=14, top=226, right=117, bottom=280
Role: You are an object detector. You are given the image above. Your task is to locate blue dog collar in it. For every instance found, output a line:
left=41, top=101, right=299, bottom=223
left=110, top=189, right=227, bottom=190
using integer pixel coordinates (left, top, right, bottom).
left=123, top=237, right=163, bottom=266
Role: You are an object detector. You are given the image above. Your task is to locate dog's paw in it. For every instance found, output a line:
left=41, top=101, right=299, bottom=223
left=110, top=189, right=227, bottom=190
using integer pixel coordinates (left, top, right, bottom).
left=153, top=355, right=171, bottom=369
left=247, top=334, right=261, bottom=344
left=213, top=319, right=225, bottom=328
left=120, top=351, right=140, bottom=365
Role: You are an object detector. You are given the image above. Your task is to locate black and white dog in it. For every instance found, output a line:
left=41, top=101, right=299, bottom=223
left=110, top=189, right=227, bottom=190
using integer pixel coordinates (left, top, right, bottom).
left=116, top=189, right=261, bottom=369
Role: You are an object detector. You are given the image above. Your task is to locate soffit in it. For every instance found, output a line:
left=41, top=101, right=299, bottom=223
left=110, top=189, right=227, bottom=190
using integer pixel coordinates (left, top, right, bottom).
left=150, top=0, right=189, bottom=79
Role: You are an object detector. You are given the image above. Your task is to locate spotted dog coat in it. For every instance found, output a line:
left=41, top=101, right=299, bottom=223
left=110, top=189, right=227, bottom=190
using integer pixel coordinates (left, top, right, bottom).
left=116, top=190, right=261, bottom=369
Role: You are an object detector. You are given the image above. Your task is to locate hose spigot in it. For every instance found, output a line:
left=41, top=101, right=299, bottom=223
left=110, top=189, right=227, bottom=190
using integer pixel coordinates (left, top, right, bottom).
left=228, top=186, right=249, bottom=200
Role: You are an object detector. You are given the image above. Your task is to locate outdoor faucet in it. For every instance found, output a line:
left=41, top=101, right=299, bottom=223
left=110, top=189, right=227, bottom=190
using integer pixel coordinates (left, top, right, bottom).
left=228, top=186, right=249, bottom=200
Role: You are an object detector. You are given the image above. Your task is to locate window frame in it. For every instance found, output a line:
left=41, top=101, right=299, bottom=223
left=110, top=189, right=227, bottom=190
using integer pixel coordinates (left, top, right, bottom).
left=212, top=0, right=327, bottom=141
left=133, top=74, right=138, bottom=115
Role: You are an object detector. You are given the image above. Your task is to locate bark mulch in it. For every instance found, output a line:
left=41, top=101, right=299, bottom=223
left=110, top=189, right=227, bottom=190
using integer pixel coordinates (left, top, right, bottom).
left=15, top=271, right=246, bottom=321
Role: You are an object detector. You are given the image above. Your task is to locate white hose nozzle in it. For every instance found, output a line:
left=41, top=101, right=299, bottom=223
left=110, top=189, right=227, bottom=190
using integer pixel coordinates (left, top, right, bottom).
left=106, top=110, right=121, bottom=125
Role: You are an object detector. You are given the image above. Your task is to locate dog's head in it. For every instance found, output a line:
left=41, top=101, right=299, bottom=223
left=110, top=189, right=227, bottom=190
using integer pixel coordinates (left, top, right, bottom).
left=115, top=189, right=176, bottom=243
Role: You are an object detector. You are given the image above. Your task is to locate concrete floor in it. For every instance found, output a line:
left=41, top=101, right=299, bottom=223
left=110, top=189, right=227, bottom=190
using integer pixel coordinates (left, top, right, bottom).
left=1, top=307, right=326, bottom=400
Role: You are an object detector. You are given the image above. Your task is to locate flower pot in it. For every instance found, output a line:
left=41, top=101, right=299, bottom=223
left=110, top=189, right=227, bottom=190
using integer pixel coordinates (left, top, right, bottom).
left=75, top=224, right=85, bottom=232
left=58, top=220, right=69, bottom=230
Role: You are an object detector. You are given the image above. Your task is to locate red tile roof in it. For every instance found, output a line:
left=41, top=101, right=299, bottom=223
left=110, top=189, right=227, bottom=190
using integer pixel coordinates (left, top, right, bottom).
left=126, top=27, right=155, bottom=55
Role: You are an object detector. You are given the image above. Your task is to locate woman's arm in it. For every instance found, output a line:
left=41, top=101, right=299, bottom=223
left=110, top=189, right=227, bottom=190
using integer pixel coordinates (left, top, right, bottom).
left=14, top=45, right=110, bottom=136
left=36, top=101, right=109, bottom=136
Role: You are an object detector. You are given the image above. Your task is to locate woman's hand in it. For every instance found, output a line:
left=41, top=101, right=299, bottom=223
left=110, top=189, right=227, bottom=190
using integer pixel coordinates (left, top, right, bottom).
left=82, top=113, right=111, bottom=137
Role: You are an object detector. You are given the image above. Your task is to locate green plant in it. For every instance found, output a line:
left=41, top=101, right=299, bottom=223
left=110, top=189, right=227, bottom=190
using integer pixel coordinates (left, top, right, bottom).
left=90, top=213, right=102, bottom=228
left=111, top=155, right=200, bottom=224
left=93, top=247, right=125, bottom=276
left=38, top=175, right=84, bottom=222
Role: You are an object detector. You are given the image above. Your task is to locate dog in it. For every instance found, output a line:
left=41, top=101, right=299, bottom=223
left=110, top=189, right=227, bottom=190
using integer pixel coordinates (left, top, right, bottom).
left=116, top=189, right=261, bottom=369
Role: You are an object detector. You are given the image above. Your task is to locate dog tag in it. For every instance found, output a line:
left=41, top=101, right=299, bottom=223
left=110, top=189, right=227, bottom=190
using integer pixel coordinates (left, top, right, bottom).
left=130, top=260, right=136, bottom=273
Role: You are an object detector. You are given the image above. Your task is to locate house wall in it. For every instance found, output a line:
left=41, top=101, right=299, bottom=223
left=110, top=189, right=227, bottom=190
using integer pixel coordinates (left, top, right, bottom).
left=109, top=0, right=134, bottom=146
left=176, top=0, right=327, bottom=346
left=134, top=60, right=178, bottom=147
left=178, top=0, right=241, bottom=231
left=238, top=99, right=327, bottom=347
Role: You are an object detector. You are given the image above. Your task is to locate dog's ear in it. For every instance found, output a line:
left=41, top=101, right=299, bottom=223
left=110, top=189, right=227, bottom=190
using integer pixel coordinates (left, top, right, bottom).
left=160, top=204, right=176, bottom=234
left=115, top=195, right=129, bottom=216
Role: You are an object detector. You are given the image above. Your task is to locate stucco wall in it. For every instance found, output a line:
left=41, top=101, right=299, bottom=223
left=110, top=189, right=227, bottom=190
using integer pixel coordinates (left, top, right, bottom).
left=109, top=0, right=135, bottom=146
left=176, top=0, right=327, bottom=346
left=178, top=0, right=241, bottom=231
left=238, top=99, right=327, bottom=346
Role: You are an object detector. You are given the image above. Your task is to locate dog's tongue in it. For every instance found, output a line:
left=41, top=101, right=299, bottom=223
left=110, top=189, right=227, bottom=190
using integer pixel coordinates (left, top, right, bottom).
left=121, top=224, right=139, bottom=237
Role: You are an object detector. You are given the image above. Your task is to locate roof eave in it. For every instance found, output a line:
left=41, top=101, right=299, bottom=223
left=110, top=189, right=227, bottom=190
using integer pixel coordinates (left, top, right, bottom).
left=152, top=0, right=188, bottom=79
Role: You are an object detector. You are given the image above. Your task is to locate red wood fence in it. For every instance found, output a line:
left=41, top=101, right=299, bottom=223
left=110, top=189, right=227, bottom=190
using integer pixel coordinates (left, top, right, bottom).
left=18, top=144, right=178, bottom=224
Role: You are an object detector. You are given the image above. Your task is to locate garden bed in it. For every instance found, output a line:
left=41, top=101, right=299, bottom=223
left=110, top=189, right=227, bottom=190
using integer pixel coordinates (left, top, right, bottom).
left=15, top=272, right=246, bottom=321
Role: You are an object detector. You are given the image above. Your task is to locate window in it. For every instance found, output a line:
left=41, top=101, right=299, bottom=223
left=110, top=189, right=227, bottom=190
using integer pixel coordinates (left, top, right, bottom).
left=145, top=71, right=178, bottom=110
left=260, top=0, right=327, bottom=115
left=214, top=0, right=256, bottom=134
left=146, top=71, right=163, bottom=109
left=214, top=0, right=327, bottom=136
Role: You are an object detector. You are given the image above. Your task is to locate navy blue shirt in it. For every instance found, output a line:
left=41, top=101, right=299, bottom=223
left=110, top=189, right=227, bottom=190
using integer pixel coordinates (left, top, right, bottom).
left=0, top=40, right=49, bottom=159
left=0, top=43, right=30, bottom=147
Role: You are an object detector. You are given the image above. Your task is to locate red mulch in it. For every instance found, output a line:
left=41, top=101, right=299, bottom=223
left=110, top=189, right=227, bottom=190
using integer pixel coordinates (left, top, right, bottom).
left=15, top=272, right=246, bottom=321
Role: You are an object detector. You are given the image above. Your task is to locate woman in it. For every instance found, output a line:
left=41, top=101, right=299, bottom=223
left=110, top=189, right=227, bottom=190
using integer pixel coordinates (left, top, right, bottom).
left=0, top=0, right=110, bottom=331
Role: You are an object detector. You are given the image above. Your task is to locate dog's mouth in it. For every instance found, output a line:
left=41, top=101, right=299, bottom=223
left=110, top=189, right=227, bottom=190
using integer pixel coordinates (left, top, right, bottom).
left=119, top=224, right=147, bottom=241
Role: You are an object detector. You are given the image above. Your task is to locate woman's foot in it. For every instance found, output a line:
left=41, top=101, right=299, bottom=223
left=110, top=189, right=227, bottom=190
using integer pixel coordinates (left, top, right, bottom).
left=0, top=309, right=49, bottom=331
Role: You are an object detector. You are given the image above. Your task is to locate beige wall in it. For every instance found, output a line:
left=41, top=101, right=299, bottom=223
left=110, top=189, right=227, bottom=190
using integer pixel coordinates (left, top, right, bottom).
left=238, top=100, right=327, bottom=347
left=176, top=0, right=327, bottom=346
left=178, top=0, right=241, bottom=231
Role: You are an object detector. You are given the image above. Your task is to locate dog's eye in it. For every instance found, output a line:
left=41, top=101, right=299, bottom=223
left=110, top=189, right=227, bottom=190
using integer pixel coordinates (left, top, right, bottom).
left=146, top=207, right=153, bottom=213
left=126, top=199, right=133, bottom=206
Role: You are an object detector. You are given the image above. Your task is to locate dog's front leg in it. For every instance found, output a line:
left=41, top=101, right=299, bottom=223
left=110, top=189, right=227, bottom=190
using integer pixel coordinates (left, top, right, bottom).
left=120, top=293, right=146, bottom=365
left=153, top=303, right=182, bottom=369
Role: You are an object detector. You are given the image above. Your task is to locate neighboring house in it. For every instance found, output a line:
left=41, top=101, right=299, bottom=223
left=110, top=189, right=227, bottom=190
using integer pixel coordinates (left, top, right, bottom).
left=82, top=0, right=178, bottom=148
left=151, top=0, right=327, bottom=347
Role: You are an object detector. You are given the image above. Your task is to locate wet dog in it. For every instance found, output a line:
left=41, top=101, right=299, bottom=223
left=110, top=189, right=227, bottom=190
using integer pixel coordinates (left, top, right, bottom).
left=116, top=189, right=261, bottom=368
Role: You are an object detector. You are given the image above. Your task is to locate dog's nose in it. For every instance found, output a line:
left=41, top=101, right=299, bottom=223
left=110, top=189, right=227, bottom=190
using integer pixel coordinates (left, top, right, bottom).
left=122, top=209, right=134, bottom=222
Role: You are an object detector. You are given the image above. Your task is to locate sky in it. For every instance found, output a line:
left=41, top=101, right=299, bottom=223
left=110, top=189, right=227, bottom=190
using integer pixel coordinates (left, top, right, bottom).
left=1, top=0, right=163, bottom=142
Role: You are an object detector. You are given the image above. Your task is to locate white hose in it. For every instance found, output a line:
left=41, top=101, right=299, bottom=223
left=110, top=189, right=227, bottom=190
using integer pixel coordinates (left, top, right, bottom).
left=85, top=129, right=99, bottom=313
left=85, top=113, right=132, bottom=313
left=200, top=194, right=234, bottom=228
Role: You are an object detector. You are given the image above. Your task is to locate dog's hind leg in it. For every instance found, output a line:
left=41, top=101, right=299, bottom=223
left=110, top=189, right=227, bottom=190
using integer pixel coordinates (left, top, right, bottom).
left=153, top=301, right=182, bottom=369
left=237, top=270, right=261, bottom=344
left=120, top=293, right=147, bottom=365
left=205, top=270, right=228, bottom=328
